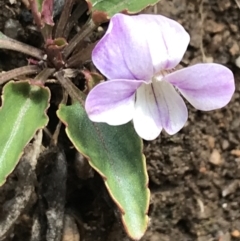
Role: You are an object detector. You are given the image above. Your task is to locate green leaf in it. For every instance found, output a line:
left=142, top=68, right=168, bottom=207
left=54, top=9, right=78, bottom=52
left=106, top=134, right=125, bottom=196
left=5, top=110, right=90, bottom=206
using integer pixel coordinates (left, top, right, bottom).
left=57, top=102, right=150, bottom=240
left=0, top=81, right=50, bottom=186
left=86, top=0, right=161, bottom=23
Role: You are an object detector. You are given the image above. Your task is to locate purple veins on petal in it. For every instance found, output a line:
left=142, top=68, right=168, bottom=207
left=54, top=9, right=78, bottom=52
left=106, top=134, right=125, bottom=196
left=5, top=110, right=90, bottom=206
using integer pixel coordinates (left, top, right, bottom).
left=133, top=80, right=188, bottom=140
left=85, top=13, right=235, bottom=141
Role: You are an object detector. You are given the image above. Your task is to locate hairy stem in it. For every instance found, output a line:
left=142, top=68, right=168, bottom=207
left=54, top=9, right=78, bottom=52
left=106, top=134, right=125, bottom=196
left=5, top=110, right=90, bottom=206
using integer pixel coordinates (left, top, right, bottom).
left=0, top=65, right=41, bottom=85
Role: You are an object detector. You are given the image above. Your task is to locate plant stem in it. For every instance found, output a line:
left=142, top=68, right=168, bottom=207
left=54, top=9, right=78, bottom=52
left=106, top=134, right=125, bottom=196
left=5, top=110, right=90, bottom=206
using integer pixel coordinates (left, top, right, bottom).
left=55, top=70, right=85, bottom=105
left=54, top=0, right=75, bottom=38
left=34, top=68, right=56, bottom=82
left=51, top=90, right=68, bottom=146
left=0, top=65, right=41, bottom=85
left=0, top=38, right=44, bottom=60
left=66, top=42, right=97, bottom=68
left=63, top=19, right=96, bottom=59
left=63, top=1, right=88, bottom=39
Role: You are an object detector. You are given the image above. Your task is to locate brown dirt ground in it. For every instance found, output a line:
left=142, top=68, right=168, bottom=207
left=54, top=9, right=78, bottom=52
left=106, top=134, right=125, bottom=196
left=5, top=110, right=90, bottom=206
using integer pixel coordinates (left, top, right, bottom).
left=0, top=0, right=240, bottom=241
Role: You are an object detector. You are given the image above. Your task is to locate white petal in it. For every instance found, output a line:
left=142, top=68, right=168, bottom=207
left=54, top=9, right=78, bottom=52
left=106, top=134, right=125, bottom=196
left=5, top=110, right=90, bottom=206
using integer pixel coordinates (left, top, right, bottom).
left=152, top=81, right=188, bottom=135
left=133, top=81, right=188, bottom=139
left=133, top=84, right=162, bottom=140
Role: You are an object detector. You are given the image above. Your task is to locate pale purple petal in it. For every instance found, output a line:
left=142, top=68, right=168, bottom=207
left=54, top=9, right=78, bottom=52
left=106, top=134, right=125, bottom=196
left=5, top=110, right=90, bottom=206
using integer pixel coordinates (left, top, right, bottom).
left=92, top=13, right=190, bottom=80
left=133, top=81, right=188, bottom=140
left=85, top=79, right=143, bottom=125
left=165, top=63, right=235, bottom=111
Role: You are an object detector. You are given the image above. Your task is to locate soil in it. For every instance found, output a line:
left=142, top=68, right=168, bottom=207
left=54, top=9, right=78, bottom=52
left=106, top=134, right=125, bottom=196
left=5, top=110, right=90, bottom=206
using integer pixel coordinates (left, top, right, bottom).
left=0, top=0, right=240, bottom=241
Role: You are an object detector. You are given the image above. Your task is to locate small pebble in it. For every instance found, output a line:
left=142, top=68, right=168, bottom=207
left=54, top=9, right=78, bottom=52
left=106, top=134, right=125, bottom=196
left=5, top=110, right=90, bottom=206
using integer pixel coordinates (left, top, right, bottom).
left=209, top=149, right=223, bottom=166
left=231, top=149, right=240, bottom=157
left=222, top=203, right=228, bottom=209
left=235, top=55, right=240, bottom=68
left=219, top=232, right=231, bottom=241
left=207, top=136, right=215, bottom=149
left=199, top=166, right=207, bottom=173
left=222, top=140, right=229, bottom=150
left=222, top=180, right=240, bottom=197
left=231, top=230, right=240, bottom=238
left=4, top=19, right=23, bottom=39
left=62, top=214, right=80, bottom=241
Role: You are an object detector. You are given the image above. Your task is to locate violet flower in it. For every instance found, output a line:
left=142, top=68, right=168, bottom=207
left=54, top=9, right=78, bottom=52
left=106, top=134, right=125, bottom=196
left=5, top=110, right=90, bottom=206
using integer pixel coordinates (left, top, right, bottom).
left=85, top=14, right=235, bottom=140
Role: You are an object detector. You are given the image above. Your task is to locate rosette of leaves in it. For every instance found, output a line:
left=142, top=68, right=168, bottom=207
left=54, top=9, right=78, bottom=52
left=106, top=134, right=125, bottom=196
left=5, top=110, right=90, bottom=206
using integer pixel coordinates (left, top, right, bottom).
left=0, top=0, right=160, bottom=240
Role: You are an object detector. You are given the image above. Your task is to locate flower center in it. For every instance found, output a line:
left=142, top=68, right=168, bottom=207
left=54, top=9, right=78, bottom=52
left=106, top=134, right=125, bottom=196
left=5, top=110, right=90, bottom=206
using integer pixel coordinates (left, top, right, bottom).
left=152, top=69, right=173, bottom=83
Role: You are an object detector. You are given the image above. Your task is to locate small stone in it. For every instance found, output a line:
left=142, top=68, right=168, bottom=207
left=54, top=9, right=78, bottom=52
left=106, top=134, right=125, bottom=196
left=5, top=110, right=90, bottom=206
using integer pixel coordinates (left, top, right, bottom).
left=205, top=20, right=225, bottom=33
left=231, top=149, right=240, bottom=157
left=222, top=180, right=240, bottom=197
left=222, top=140, right=229, bottom=150
left=199, top=166, right=207, bottom=173
left=150, top=233, right=169, bottom=241
left=4, top=19, right=23, bottom=39
left=235, top=55, right=240, bottom=68
left=235, top=158, right=240, bottom=165
left=230, top=42, right=239, bottom=56
left=218, top=232, right=231, bottom=241
left=209, top=149, right=223, bottom=166
left=222, top=203, right=228, bottom=209
left=218, top=0, right=231, bottom=11
left=62, top=214, right=80, bottom=241
left=231, top=230, right=240, bottom=238
left=208, top=136, right=215, bottom=149
left=97, top=26, right=104, bottom=32
left=212, top=34, right=223, bottom=46
left=229, top=24, right=238, bottom=33
left=203, top=56, right=214, bottom=63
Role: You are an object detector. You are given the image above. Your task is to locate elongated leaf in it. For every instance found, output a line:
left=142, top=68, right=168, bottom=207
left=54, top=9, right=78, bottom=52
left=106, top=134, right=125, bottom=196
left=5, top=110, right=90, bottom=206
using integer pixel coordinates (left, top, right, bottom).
left=57, top=102, right=150, bottom=240
left=0, top=31, right=44, bottom=60
left=86, top=0, right=161, bottom=23
left=0, top=81, right=50, bottom=186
